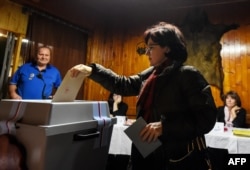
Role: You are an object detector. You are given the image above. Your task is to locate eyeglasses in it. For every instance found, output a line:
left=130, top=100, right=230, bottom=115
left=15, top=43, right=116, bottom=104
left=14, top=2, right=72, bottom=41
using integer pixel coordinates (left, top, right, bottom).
left=145, top=43, right=159, bottom=53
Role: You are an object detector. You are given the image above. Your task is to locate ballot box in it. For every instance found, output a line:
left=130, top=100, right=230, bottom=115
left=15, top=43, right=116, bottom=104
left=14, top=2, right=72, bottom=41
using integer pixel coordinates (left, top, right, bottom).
left=0, top=99, right=116, bottom=170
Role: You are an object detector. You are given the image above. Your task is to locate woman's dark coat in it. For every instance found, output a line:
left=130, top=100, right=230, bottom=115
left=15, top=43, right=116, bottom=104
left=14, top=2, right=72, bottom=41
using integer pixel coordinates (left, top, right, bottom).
left=89, top=63, right=217, bottom=169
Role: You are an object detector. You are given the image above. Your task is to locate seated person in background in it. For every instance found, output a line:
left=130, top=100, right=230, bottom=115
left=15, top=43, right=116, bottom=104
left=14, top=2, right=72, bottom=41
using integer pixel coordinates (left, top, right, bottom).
left=9, top=46, right=62, bottom=99
left=108, top=93, right=128, bottom=117
left=106, top=93, right=130, bottom=170
left=217, top=90, right=246, bottom=128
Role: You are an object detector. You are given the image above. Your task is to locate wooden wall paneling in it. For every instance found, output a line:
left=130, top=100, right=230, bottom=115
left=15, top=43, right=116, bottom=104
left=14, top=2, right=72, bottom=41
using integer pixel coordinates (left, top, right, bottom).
left=86, top=30, right=106, bottom=101
left=0, top=0, right=28, bottom=35
left=229, top=31, right=237, bottom=91
left=86, top=29, right=112, bottom=101
left=231, top=28, right=245, bottom=105
left=221, top=33, right=231, bottom=93
left=239, top=27, right=249, bottom=123
left=124, top=35, right=151, bottom=118
left=105, top=31, right=113, bottom=67
left=231, top=31, right=240, bottom=90
left=85, top=27, right=150, bottom=118
left=241, top=26, right=250, bottom=126
left=122, top=36, right=145, bottom=118
left=116, top=35, right=124, bottom=73
left=0, top=0, right=29, bottom=76
left=235, top=35, right=242, bottom=93
left=221, top=25, right=250, bottom=126
left=117, top=36, right=136, bottom=118
left=122, top=37, right=134, bottom=117
left=223, top=30, right=235, bottom=92
left=245, top=25, right=250, bottom=93
left=239, top=27, right=248, bottom=93
left=244, top=25, right=250, bottom=125
left=115, top=34, right=141, bottom=117
left=114, top=32, right=123, bottom=72
left=210, top=86, right=223, bottom=107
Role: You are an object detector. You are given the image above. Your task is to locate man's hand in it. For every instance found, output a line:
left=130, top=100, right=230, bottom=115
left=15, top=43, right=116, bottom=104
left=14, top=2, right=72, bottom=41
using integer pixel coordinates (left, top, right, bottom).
left=9, top=85, right=21, bottom=99
left=10, top=93, right=22, bottom=100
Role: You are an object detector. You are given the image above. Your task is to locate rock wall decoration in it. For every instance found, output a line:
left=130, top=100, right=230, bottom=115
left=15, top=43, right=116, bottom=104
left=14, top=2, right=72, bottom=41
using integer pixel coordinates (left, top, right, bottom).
left=180, top=8, right=238, bottom=91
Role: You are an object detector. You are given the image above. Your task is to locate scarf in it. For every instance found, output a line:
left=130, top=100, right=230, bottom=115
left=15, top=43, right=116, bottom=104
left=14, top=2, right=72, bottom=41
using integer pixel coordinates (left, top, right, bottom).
left=137, top=59, right=175, bottom=122
left=137, top=70, right=157, bottom=122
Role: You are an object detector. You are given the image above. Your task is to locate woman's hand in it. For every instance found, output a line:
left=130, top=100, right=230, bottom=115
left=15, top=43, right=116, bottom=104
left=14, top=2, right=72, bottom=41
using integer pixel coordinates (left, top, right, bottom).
left=113, top=94, right=122, bottom=104
left=230, top=105, right=241, bottom=120
left=70, top=64, right=92, bottom=77
left=140, top=121, right=162, bottom=143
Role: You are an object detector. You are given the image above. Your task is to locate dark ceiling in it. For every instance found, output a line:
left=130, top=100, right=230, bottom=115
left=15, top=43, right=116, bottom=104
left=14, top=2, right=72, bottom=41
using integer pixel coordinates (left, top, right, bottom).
left=11, top=0, right=250, bottom=29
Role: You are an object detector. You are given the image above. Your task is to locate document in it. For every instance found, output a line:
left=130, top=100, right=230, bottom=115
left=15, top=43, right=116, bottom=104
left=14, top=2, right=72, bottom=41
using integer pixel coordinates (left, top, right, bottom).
left=124, top=117, right=162, bottom=158
left=233, top=128, right=250, bottom=137
left=209, top=122, right=224, bottom=133
left=52, top=70, right=86, bottom=102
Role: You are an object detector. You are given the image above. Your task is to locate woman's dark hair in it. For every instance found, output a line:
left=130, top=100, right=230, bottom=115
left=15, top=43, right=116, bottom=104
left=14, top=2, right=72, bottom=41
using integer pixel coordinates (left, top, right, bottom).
left=222, top=90, right=242, bottom=107
left=108, top=93, right=114, bottom=106
left=144, top=22, right=188, bottom=63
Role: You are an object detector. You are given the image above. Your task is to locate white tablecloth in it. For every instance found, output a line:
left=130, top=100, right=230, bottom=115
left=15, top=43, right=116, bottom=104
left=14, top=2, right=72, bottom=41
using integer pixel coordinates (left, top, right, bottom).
left=109, top=124, right=250, bottom=155
left=205, top=131, right=250, bottom=154
left=108, top=124, right=132, bottom=155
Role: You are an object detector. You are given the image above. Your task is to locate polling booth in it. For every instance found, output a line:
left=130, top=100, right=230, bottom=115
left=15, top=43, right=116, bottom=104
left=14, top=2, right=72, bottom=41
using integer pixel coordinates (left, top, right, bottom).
left=0, top=99, right=116, bottom=170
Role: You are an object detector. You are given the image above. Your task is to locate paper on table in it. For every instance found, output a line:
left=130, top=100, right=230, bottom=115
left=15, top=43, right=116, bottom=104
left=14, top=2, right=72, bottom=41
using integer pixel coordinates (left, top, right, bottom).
left=233, top=128, right=250, bottom=137
left=124, top=117, right=162, bottom=158
left=209, top=122, right=224, bottom=133
left=52, top=70, right=86, bottom=102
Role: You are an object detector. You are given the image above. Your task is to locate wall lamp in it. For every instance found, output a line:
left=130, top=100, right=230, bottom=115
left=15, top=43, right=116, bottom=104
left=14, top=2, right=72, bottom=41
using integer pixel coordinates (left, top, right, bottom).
left=136, top=41, right=146, bottom=56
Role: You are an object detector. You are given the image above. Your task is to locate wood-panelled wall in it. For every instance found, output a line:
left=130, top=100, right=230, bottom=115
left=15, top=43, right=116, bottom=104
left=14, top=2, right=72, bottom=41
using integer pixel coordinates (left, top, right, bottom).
left=0, top=0, right=28, bottom=73
left=0, top=0, right=28, bottom=35
left=84, top=26, right=150, bottom=118
left=85, top=24, right=250, bottom=124
left=213, top=25, right=250, bottom=126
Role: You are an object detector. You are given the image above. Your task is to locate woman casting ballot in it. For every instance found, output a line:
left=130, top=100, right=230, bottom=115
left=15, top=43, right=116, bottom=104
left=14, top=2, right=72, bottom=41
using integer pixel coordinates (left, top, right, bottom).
left=69, top=22, right=216, bottom=170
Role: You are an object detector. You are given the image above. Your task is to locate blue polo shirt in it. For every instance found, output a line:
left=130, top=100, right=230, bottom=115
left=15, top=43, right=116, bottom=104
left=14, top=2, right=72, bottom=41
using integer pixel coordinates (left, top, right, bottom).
left=10, top=63, right=62, bottom=99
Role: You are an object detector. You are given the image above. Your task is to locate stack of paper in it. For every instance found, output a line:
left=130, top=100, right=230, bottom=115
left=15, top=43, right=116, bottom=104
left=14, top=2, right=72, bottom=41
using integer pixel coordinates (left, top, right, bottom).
left=233, top=128, right=250, bottom=137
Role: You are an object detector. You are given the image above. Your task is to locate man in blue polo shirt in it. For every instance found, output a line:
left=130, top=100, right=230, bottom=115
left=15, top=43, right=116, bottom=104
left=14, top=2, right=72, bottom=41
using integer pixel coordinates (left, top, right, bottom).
left=9, top=46, right=62, bottom=99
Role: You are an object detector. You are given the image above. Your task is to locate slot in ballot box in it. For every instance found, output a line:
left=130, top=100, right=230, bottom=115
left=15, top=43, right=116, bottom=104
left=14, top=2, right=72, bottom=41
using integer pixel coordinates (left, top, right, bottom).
left=0, top=99, right=117, bottom=170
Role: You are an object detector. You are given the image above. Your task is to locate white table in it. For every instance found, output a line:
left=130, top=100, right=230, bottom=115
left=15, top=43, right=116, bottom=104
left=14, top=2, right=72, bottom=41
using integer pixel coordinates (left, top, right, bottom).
left=108, top=124, right=131, bottom=155
left=109, top=124, right=250, bottom=155
left=205, top=130, right=250, bottom=154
